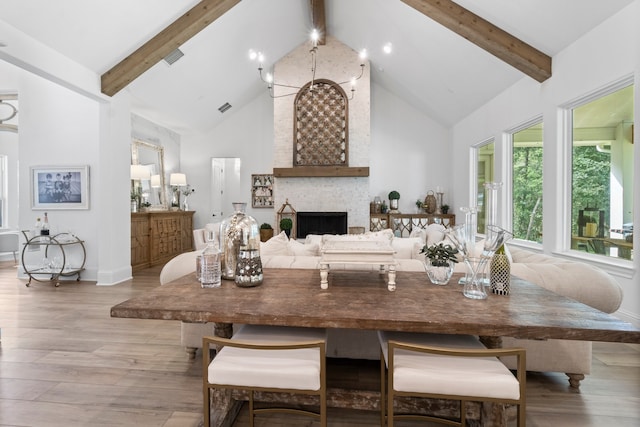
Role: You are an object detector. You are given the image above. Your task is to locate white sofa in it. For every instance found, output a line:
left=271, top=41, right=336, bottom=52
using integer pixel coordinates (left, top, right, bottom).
left=183, top=224, right=623, bottom=388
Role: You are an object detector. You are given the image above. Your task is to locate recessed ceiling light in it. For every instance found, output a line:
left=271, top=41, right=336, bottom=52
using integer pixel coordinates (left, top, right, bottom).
left=383, top=42, right=393, bottom=54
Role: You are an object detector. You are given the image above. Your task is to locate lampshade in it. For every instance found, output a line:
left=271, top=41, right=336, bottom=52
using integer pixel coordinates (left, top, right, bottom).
left=150, top=174, right=161, bottom=188
left=170, top=173, right=187, bottom=186
left=130, top=164, right=151, bottom=180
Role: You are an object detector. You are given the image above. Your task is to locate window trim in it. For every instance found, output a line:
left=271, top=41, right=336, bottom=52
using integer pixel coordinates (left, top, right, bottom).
left=504, top=115, right=544, bottom=247
left=559, top=74, right=634, bottom=267
left=470, top=137, right=494, bottom=237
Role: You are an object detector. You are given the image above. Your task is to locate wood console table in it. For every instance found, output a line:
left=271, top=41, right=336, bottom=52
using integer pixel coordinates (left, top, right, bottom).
left=131, top=210, right=194, bottom=271
left=111, top=269, right=640, bottom=426
left=370, top=213, right=455, bottom=235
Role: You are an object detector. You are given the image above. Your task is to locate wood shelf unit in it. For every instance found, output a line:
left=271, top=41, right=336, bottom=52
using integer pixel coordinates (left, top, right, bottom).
left=131, top=211, right=194, bottom=271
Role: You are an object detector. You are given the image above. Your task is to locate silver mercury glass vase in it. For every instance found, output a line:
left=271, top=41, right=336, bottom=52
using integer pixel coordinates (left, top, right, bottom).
left=220, top=202, right=247, bottom=280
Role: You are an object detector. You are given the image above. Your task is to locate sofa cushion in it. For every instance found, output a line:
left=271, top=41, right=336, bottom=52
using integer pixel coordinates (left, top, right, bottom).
left=260, top=231, right=290, bottom=256
left=409, top=223, right=447, bottom=247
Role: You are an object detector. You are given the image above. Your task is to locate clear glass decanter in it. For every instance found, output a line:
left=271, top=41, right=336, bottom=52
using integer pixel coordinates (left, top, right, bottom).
left=200, top=230, right=221, bottom=288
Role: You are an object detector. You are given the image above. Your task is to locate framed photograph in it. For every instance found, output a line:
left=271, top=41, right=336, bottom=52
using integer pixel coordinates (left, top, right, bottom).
left=31, top=165, right=90, bottom=210
left=251, top=174, right=274, bottom=208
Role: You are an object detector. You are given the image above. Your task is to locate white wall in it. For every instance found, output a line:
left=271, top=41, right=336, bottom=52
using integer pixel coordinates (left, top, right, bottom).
left=370, top=83, right=451, bottom=213
left=0, top=89, right=19, bottom=233
left=4, top=60, right=101, bottom=280
left=451, top=2, right=640, bottom=322
left=180, top=91, right=275, bottom=229
left=0, top=53, right=132, bottom=286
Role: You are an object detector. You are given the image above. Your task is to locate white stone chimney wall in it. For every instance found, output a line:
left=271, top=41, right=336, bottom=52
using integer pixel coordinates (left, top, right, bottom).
left=272, top=36, right=371, bottom=230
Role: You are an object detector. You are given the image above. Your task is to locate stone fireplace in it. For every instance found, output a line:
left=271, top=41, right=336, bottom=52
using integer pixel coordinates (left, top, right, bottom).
left=272, top=36, right=371, bottom=231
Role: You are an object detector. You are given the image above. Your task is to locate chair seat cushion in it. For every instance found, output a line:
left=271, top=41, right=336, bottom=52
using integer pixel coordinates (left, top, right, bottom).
left=378, top=331, right=520, bottom=400
left=208, top=325, right=325, bottom=391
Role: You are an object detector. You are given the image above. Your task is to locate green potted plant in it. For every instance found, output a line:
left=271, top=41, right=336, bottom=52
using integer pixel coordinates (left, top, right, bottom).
left=441, top=204, right=450, bottom=214
left=420, top=242, right=459, bottom=285
left=415, top=199, right=424, bottom=212
left=279, top=217, right=293, bottom=238
left=259, top=222, right=274, bottom=242
left=388, top=190, right=400, bottom=211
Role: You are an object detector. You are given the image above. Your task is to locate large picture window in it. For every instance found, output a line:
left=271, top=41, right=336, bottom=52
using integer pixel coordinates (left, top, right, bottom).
left=511, top=121, right=543, bottom=243
left=570, top=82, right=634, bottom=260
left=476, top=140, right=494, bottom=235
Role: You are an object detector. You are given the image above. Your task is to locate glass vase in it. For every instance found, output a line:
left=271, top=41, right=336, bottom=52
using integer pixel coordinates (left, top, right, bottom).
left=233, top=207, right=263, bottom=287
left=462, top=257, right=487, bottom=299
left=235, top=247, right=263, bottom=287
left=425, top=259, right=454, bottom=285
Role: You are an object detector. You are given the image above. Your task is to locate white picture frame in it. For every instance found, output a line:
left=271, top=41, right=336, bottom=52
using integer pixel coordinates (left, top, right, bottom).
left=30, top=165, right=90, bottom=210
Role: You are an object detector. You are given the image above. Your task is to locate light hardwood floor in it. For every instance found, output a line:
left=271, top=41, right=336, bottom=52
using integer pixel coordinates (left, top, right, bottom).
left=0, top=260, right=638, bottom=426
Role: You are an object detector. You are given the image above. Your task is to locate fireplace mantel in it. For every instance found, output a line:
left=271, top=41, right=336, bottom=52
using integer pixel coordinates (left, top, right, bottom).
left=273, top=166, right=369, bottom=178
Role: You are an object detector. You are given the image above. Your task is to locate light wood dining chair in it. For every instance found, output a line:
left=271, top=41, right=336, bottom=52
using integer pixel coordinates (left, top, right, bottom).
left=378, top=331, right=526, bottom=427
left=203, top=324, right=327, bottom=427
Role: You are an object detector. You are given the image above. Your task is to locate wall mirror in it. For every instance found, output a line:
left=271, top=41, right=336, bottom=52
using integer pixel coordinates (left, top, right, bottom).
left=131, top=139, right=166, bottom=209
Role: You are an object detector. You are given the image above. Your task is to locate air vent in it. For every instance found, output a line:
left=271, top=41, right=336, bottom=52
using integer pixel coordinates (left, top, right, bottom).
left=218, top=102, right=232, bottom=113
left=163, top=48, right=184, bottom=65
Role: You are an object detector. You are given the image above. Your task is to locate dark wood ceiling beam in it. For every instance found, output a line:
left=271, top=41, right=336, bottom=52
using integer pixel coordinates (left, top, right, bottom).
left=310, top=0, right=326, bottom=45
left=101, top=0, right=240, bottom=97
left=401, top=0, right=551, bottom=82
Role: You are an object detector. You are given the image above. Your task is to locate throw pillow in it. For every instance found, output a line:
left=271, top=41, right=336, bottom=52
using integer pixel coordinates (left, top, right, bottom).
left=409, top=228, right=426, bottom=244
left=391, top=237, right=423, bottom=260
left=425, top=223, right=446, bottom=247
left=260, top=231, right=290, bottom=256
left=304, top=234, right=324, bottom=247
left=288, top=239, right=320, bottom=256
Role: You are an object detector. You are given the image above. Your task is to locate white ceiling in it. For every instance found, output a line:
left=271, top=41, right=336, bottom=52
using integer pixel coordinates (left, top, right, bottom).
left=0, top=0, right=634, bottom=134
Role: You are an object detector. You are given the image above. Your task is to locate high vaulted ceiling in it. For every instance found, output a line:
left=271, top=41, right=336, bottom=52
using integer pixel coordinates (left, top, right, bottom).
left=0, top=0, right=634, bottom=134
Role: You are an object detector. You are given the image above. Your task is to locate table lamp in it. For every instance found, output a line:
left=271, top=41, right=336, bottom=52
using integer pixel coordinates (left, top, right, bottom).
left=170, top=173, right=187, bottom=209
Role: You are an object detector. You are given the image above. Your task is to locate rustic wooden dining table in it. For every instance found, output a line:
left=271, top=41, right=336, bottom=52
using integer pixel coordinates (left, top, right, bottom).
left=111, top=268, right=640, bottom=427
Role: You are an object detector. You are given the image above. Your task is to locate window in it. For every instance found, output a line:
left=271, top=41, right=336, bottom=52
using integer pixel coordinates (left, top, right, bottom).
left=511, top=121, right=543, bottom=243
left=476, top=140, right=494, bottom=235
left=570, top=83, right=634, bottom=260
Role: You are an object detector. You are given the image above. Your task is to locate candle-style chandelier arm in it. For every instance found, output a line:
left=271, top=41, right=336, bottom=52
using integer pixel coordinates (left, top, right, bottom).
left=336, top=62, right=366, bottom=86
left=251, top=29, right=367, bottom=100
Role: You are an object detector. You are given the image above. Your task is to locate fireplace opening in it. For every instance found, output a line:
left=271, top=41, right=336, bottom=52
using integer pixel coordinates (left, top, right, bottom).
left=297, top=212, right=347, bottom=238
